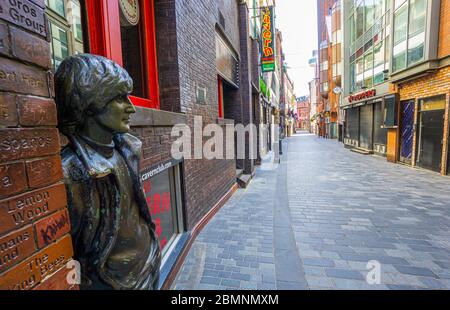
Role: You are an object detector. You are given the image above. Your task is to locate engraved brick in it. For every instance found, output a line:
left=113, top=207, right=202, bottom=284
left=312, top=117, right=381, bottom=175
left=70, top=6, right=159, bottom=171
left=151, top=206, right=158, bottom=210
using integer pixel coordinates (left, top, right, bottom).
left=0, top=0, right=47, bottom=37
left=0, top=225, right=35, bottom=274
left=0, top=57, right=49, bottom=97
left=10, top=26, right=51, bottom=69
left=17, top=95, right=56, bottom=126
left=0, top=22, right=10, bottom=56
left=0, top=183, right=67, bottom=232
left=26, top=155, right=63, bottom=188
left=34, top=208, right=70, bottom=249
left=0, top=235, right=73, bottom=290
left=0, top=128, right=60, bottom=161
left=33, top=263, right=76, bottom=290
left=0, top=162, right=27, bottom=198
left=0, top=92, right=18, bottom=127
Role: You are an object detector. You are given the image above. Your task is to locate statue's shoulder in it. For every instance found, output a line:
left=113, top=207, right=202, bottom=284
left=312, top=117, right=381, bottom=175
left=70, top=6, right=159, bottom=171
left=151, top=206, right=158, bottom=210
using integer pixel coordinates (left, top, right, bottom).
left=61, top=145, right=89, bottom=183
left=115, top=133, right=142, bottom=156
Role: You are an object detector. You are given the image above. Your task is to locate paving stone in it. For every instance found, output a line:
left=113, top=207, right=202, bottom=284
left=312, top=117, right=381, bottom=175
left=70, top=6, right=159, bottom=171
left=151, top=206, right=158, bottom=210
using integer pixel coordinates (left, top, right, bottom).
left=276, top=281, right=308, bottom=290
left=302, top=257, right=335, bottom=267
left=200, top=277, right=221, bottom=285
left=303, top=266, right=326, bottom=277
left=332, top=279, right=366, bottom=290
left=305, top=276, right=335, bottom=288
left=325, top=269, right=365, bottom=280
left=220, top=279, right=240, bottom=288
left=419, top=277, right=447, bottom=289
left=394, top=265, right=438, bottom=278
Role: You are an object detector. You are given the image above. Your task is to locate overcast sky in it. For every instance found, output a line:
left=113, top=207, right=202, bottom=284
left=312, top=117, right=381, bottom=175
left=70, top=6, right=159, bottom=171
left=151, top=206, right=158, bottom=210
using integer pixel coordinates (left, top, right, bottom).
left=275, top=0, right=318, bottom=97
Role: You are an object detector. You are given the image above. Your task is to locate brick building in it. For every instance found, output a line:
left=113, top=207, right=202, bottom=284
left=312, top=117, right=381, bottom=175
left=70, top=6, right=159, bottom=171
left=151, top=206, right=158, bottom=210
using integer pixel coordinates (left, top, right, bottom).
left=317, top=0, right=341, bottom=139
left=340, top=0, right=449, bottom=175
left=296, top=96, right=311, bottom=131
left=0, top=0, right=269, bottom=290
left=390, top=0, right=450, bottom=175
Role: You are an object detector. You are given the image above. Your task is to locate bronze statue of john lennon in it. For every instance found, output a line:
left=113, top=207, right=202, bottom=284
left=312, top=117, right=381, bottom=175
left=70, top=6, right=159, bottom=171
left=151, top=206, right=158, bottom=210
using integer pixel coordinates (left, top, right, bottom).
left=55, top=54, right=161, bottom=290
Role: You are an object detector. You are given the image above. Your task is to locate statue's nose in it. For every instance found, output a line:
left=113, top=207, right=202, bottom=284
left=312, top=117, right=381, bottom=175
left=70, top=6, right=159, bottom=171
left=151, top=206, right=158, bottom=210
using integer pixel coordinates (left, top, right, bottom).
left=125, top=98, right=136, bottom=113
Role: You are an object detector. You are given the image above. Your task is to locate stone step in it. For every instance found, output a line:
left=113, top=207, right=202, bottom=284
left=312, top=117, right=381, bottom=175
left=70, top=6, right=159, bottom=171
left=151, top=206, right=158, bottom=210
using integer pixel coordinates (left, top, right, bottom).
left=236, top=169, right=243, bottom=178
left=237, top=174, right=252, bottom=188
left=350, top=147, right=373, bottom=155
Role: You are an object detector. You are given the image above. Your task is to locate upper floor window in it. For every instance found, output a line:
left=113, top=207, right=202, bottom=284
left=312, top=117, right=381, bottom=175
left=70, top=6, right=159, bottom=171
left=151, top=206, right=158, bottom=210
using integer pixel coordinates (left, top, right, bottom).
left=350, top=0, right=391, bottom=44
left=392, top=0, right=427, bottom=72
left=45, top=0, right=85, bottom=70
left=85, top=0, right=160, bottom=109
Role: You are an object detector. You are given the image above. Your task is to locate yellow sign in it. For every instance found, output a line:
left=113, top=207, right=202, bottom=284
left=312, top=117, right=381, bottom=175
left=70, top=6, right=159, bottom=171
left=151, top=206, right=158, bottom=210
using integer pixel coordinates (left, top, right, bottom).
left=420, top=96, right=446, bottom=111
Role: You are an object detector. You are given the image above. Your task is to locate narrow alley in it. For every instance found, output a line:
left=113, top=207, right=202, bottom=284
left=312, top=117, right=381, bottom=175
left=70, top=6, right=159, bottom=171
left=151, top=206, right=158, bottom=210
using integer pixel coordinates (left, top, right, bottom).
left=173, top=132, right=450, bottom=290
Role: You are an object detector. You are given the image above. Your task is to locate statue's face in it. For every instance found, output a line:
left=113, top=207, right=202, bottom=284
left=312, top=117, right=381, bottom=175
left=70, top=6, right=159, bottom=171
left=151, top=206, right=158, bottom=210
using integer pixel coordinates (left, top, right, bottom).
left=94, top=95, right=136, bottom=133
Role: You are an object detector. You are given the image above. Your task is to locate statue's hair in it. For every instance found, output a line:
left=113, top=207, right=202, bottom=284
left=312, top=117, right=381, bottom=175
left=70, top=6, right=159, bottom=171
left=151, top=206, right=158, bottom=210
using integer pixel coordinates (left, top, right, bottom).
left=55, top=54, right=133, bottom=135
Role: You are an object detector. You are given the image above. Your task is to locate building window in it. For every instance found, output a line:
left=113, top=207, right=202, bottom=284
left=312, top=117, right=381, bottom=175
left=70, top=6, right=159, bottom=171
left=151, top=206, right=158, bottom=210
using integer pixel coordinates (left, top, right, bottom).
left=365, top=0, right=375, bottom=31
left=142, top=162, right=185, bottom=256
left=393, top=0, right=427, bottom=72
left=347, top=0, right=391, bottom=92
left=364, top=50, right=374, bottom=87
left=85, top=0, right=160, bottom=109
left=356, top=1, right=365, bottom=39
left=393, top=2, right=407, bottom=71
left=46, top=0, right=85, bottom=70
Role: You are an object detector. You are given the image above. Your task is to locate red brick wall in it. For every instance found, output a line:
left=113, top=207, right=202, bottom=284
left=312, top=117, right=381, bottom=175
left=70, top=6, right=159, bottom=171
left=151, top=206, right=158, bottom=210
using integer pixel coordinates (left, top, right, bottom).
left=398, top=66, right=450, bottom=174
left=438, top=0, right=450, bottom=59
left=0, top=0, right=75, bottom=290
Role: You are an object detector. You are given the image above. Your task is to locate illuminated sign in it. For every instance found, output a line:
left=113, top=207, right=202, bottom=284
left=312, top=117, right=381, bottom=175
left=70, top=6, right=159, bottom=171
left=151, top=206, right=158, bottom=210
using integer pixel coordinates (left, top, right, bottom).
left=141, top=159, right=183, bottom=252
left=348, top=89, right=377, bottom=103
left=260, top=6, right=275, bottom=73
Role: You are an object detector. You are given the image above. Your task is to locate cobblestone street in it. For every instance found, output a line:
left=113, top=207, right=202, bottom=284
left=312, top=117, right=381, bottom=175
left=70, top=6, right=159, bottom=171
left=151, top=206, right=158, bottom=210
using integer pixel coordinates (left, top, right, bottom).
left=172, top=132, right=450, bottom=290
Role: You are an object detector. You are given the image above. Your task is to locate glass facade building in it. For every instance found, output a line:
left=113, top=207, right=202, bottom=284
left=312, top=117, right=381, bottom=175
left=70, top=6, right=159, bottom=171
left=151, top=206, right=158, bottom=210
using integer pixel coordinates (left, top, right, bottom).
left=392, top=0, right=428, bottom=72
left=347, top=0, right=392, bottom=93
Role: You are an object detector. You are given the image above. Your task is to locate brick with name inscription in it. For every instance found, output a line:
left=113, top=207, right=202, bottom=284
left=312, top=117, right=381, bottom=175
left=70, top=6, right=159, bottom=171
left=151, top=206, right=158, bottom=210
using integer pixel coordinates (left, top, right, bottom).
left=0, top=162, right=27, bottom=198
left=0, top=234, right=73, bottom=290
left=0, top=128, right=60, bottom=162
left=0, top=22, right=10, bottom=56
left=0, top=182, right=67, bottom=232
left=0, top=92, right=18, bottom=127
left=10, top=26, right=51, bottom=69
left=26, top=155, right=63, bottom=188
left=33, top=262, right=77, bottom=290
left=0, top=225, right=35, bottom=274
left=0, top=0, right=46, bottom=37
left=35, top=208, right=70, bottom=249
left=17, top=95, right=56, bottom=126
left=0, top=57, right=49, bottom=97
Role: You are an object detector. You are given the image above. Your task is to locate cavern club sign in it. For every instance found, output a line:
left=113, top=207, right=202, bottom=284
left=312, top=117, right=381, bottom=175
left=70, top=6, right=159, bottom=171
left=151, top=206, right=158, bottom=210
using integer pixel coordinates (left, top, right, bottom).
left=260, top=6, right=275, bottom=73
left=348, top=89, right=377, bottom=103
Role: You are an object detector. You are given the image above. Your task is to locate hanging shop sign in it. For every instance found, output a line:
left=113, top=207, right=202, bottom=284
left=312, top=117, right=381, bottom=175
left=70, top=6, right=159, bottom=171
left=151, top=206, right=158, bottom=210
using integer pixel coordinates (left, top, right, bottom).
left=260, top=6, right=275, bottom=73
left=348, top=89, right=376, bottom=103
left=119, top=0, right=140, bottom=27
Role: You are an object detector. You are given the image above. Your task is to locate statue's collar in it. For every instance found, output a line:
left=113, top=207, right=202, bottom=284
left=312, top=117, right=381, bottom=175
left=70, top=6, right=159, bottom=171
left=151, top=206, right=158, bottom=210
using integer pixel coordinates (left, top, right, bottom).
left=79, top=134, right=115, bottom=159
left=68, top=134, right=117, bottom=178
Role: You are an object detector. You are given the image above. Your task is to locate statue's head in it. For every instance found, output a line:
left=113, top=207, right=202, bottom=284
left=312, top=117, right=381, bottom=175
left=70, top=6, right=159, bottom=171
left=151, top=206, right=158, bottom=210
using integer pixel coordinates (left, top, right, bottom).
left=55, top=54, right=135, bottom=135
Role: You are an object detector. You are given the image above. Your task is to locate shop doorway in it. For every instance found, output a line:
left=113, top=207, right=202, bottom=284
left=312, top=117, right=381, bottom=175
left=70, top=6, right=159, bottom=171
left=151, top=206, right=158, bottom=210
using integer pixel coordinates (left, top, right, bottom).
left=417, top=96, right=446, bottom=172
left=399, top=100, right=415, bottom=164
left=359, top=104, right=373, bottom=150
